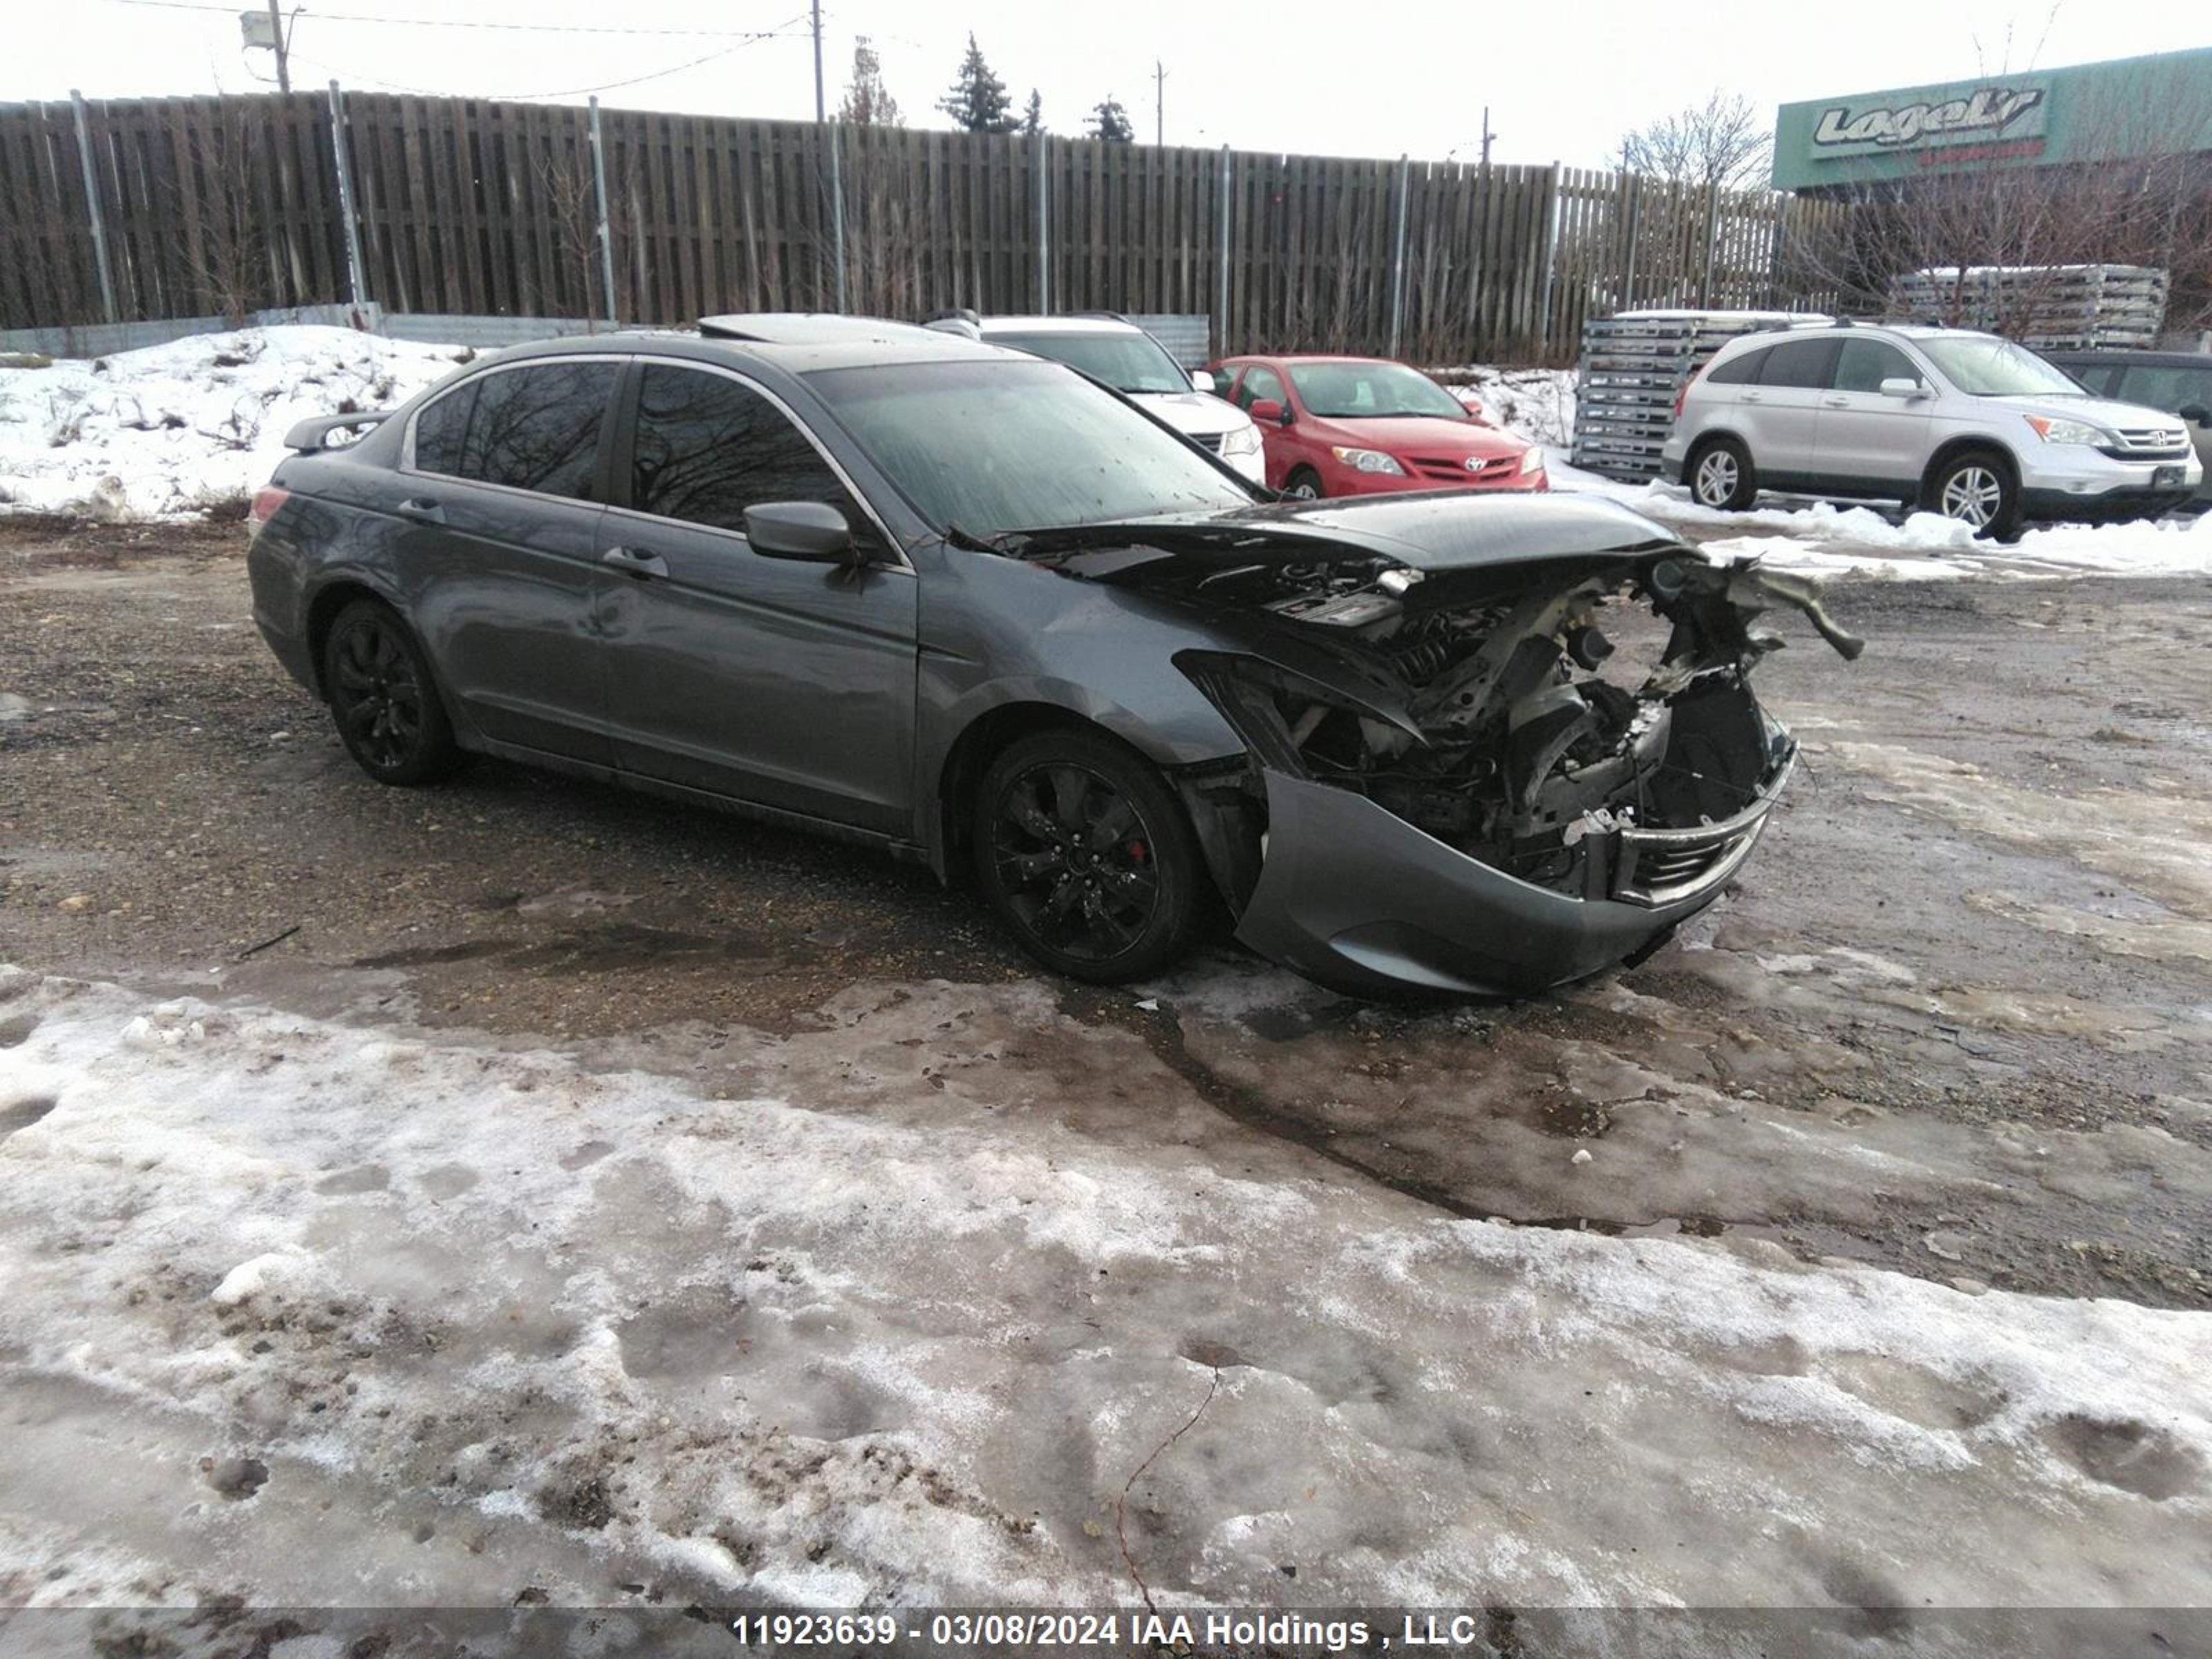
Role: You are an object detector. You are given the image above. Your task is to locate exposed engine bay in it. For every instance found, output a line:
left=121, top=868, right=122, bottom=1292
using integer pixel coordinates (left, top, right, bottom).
left=1025, top=520, right=1862, bottom=910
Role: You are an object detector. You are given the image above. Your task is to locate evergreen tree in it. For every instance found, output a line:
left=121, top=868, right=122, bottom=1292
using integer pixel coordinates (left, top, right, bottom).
left=937, top=35, right=1018, bottom=134
left=838, top=36, right=903, bottom=126
left=1087, top=97, right=1135, bottom=144
left=1022, top=89, right=1044, bottom=138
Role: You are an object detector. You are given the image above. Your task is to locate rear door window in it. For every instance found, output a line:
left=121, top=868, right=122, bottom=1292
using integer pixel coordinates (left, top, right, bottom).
left=1704, top=348, right=1768, bottom=385
left=412, top=382, right=477, bottom=474
left=455, top=362, right=618, bottom=500
left=1831, top=339, right=1918, bottom=393
left=1758, top=339, right=1841, bottom=388
left=628, top=364, right=873, bottom=547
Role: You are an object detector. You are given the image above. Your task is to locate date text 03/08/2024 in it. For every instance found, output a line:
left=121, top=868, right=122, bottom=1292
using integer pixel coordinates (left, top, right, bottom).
left=727, top=1611, right=1503, bottom=1650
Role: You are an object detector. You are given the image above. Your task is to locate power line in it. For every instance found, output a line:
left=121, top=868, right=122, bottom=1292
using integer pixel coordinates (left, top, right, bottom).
left=103, top=0, right=803, bottom=38
left=285, top=21, right=807, bottom=102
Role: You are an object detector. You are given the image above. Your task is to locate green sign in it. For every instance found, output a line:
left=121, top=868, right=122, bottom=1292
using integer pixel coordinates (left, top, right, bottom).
left=1772, top=46, right=2212, bottom=191
left=1808, top=78, right=2050, bottom=159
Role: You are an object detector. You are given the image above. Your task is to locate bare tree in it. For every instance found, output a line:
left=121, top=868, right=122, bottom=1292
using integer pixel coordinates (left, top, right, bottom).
left=1615, top=91, right=1774, bottom=192
left=1785, top=62, right=2212, bottom=337
left=536, top=135, right=605, bottom=319
left=837, top=126, right=926, bottom=320
left=181, top=107, right=272, bottom=325
left=838, top=36, right=902, bottom=127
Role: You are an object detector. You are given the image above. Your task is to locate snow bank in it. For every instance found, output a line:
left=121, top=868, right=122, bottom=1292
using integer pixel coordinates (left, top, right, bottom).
left=1440, top=366, right=1576, bottom=450
left=0, top=326, right=470, bottom=520
left=1546, top=460, right=2212, bottom=581
left=2, top=967, right=2206, bottom=1613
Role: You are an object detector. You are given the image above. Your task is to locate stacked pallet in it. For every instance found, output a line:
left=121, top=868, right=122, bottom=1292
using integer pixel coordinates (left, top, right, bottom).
left=1886, top=265, right=2169, bottom=352
left=1569, top=310, right=1824, bottom=482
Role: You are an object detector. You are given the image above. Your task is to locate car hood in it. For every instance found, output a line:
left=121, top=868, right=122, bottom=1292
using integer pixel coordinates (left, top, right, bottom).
left=1130, top=390, right=1251, bottom=438
left=1307, top=413, right=1524, bottom=456
left=1987, top=393, right=2188, bottom=433
left=1000, top=490, right=1679, bottom=575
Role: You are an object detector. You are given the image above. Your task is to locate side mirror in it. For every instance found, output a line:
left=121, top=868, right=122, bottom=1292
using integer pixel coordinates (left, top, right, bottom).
left=1248, top=397, right=1289, bottom=425
left=742, top=500, right=860, bottom=564
left=1878, top=377, right=1928, bottom=400
left=1190, top=369, right=1214, bottom=393
left=2179, top=402, right=2209, bottom=426
left=1460, top=398, right=1488, bottom=423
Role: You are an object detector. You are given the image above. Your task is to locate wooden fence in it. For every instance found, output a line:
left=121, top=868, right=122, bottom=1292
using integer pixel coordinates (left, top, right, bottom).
left=0, top=91, right=1848, bottom=363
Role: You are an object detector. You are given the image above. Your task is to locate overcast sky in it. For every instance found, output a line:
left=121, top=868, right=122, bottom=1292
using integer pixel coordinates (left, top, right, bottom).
left=4, top=0, right=2202, bottom=171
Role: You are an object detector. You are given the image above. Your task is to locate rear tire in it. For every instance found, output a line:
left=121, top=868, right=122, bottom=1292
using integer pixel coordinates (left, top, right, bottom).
left=1686, top=437, right=1756, bottom=511
left=1922, top=447, right=2022, bottom=541
left=321, top=599, right=461, bottom=787
left=972, top=729, right=1204, bottom=983
left=1284, top=466, right=1324, bottom=501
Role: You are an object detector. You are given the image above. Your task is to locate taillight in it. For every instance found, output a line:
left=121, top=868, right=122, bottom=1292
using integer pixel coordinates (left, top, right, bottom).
left=1674, top=368, right=1703, bottom=422
left=248, top=485, right=289, bottom=532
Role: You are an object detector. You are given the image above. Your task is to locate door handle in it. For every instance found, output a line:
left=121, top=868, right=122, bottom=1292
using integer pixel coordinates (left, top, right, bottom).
left=398, top=496, right=445, bottom=525
left=1740, top=391, right=1763, bottom=403
left=1821, top=396, right=1849, bottom=407
left=601, top=545, right=668, bottom=579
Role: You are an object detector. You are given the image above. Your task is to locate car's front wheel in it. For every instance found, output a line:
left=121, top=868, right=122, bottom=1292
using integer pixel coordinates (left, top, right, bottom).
left=1284, top=466, right=1324, bottom=500
left=973, top=729, right=1204, bottom=983
left=1923, top=448, right=2022, bottom=541
left=1687, top=438, right=1756, bottom=510
left=321, top=598, right=461, bottom=786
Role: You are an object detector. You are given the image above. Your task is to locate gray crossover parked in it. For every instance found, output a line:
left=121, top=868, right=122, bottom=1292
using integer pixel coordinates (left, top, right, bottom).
left=1664, top=322, right=2201, bottom=538
left=248, top=315, right=1857, bottom=995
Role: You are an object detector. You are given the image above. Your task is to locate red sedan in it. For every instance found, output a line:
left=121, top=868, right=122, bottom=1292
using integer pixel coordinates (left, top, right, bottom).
left=1206, top=353, right=1546, bottom=499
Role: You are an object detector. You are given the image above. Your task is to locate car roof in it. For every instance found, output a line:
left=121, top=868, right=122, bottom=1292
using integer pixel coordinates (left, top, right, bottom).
left=1711, top=321, right=1991, bottom=354
left=1222, top=353, right=1410, bottom=366
left=480, top=317, right=1015, bottom=374
left=975, top=315, right=1146, bottom=335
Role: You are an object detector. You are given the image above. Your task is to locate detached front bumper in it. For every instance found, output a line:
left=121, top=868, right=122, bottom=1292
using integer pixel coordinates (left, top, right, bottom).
left=1232, top=746, right=1793, bottom=997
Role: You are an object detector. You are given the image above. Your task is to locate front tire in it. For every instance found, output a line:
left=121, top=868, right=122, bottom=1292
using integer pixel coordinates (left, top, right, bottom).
left=321, top=599, right=461, bottom=786
left=1923, top=448, right=2022, bottom=541
left=973, top=729, right=1204, bottom=983
left=1284, top=466, right=1324, bottom=501
left=1687, top=438, right=1756, bottom=510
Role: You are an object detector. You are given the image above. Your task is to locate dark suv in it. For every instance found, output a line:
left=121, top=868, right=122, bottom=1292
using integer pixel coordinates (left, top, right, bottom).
left=2041, top=349, right=2212, bottom=505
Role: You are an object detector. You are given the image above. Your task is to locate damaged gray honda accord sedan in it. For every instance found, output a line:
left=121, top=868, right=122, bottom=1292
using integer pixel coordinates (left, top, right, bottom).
left=247, top=315, right=1860, bottom=996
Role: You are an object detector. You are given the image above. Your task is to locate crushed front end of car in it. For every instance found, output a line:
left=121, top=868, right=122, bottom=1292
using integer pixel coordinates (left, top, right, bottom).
left=1009, top=496, right=1862, bottom=995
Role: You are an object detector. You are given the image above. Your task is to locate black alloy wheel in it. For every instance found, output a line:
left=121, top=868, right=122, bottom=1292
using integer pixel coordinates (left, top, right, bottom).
left=975, top=730, right=1203, bottom=982
left=322, top=599, right=460, bottom=785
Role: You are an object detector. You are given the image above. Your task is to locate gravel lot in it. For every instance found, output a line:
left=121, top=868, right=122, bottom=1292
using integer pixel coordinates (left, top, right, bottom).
left=3, top=513, right=2209, bottom=1645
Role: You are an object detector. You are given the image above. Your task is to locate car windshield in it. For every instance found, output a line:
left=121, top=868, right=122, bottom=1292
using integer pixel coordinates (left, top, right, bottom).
left=989, top=329, right=1191, bottom=395
left=1287, top=361, right=1468, bottom=420
left=1919, top=336, right=2084, bottom=398
left=808, top=358, right=1255, bottom=538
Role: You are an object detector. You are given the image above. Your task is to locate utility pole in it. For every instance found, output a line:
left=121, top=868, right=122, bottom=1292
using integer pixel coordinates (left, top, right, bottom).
left=1154, top=59, right=1166, bottom=146
left=809, top=0, right=846, bottom=311
left=266, top=0, right=291, bottom=93
left=1480, top=106, right=1494, bottom=166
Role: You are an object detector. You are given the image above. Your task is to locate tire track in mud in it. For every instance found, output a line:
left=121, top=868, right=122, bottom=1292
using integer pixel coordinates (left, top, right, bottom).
left=1067, top=986, right=1749, bottom=1239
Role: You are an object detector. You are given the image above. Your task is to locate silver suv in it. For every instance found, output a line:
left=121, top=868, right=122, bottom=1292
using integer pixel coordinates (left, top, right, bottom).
left=1662, top=323, right=2202, bottom=538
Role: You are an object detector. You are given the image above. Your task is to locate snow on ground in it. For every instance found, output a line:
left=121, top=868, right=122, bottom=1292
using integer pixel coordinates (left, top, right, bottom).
left=1441, top=366, right=1577, bottom=450
left=2, top=964, right=2207, bottom=1616
left=3, top=330, right=2202, bottom=589
left=1548, top=456, right=2212, bottom=581
left=0, top=326, right=469, bottom=520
